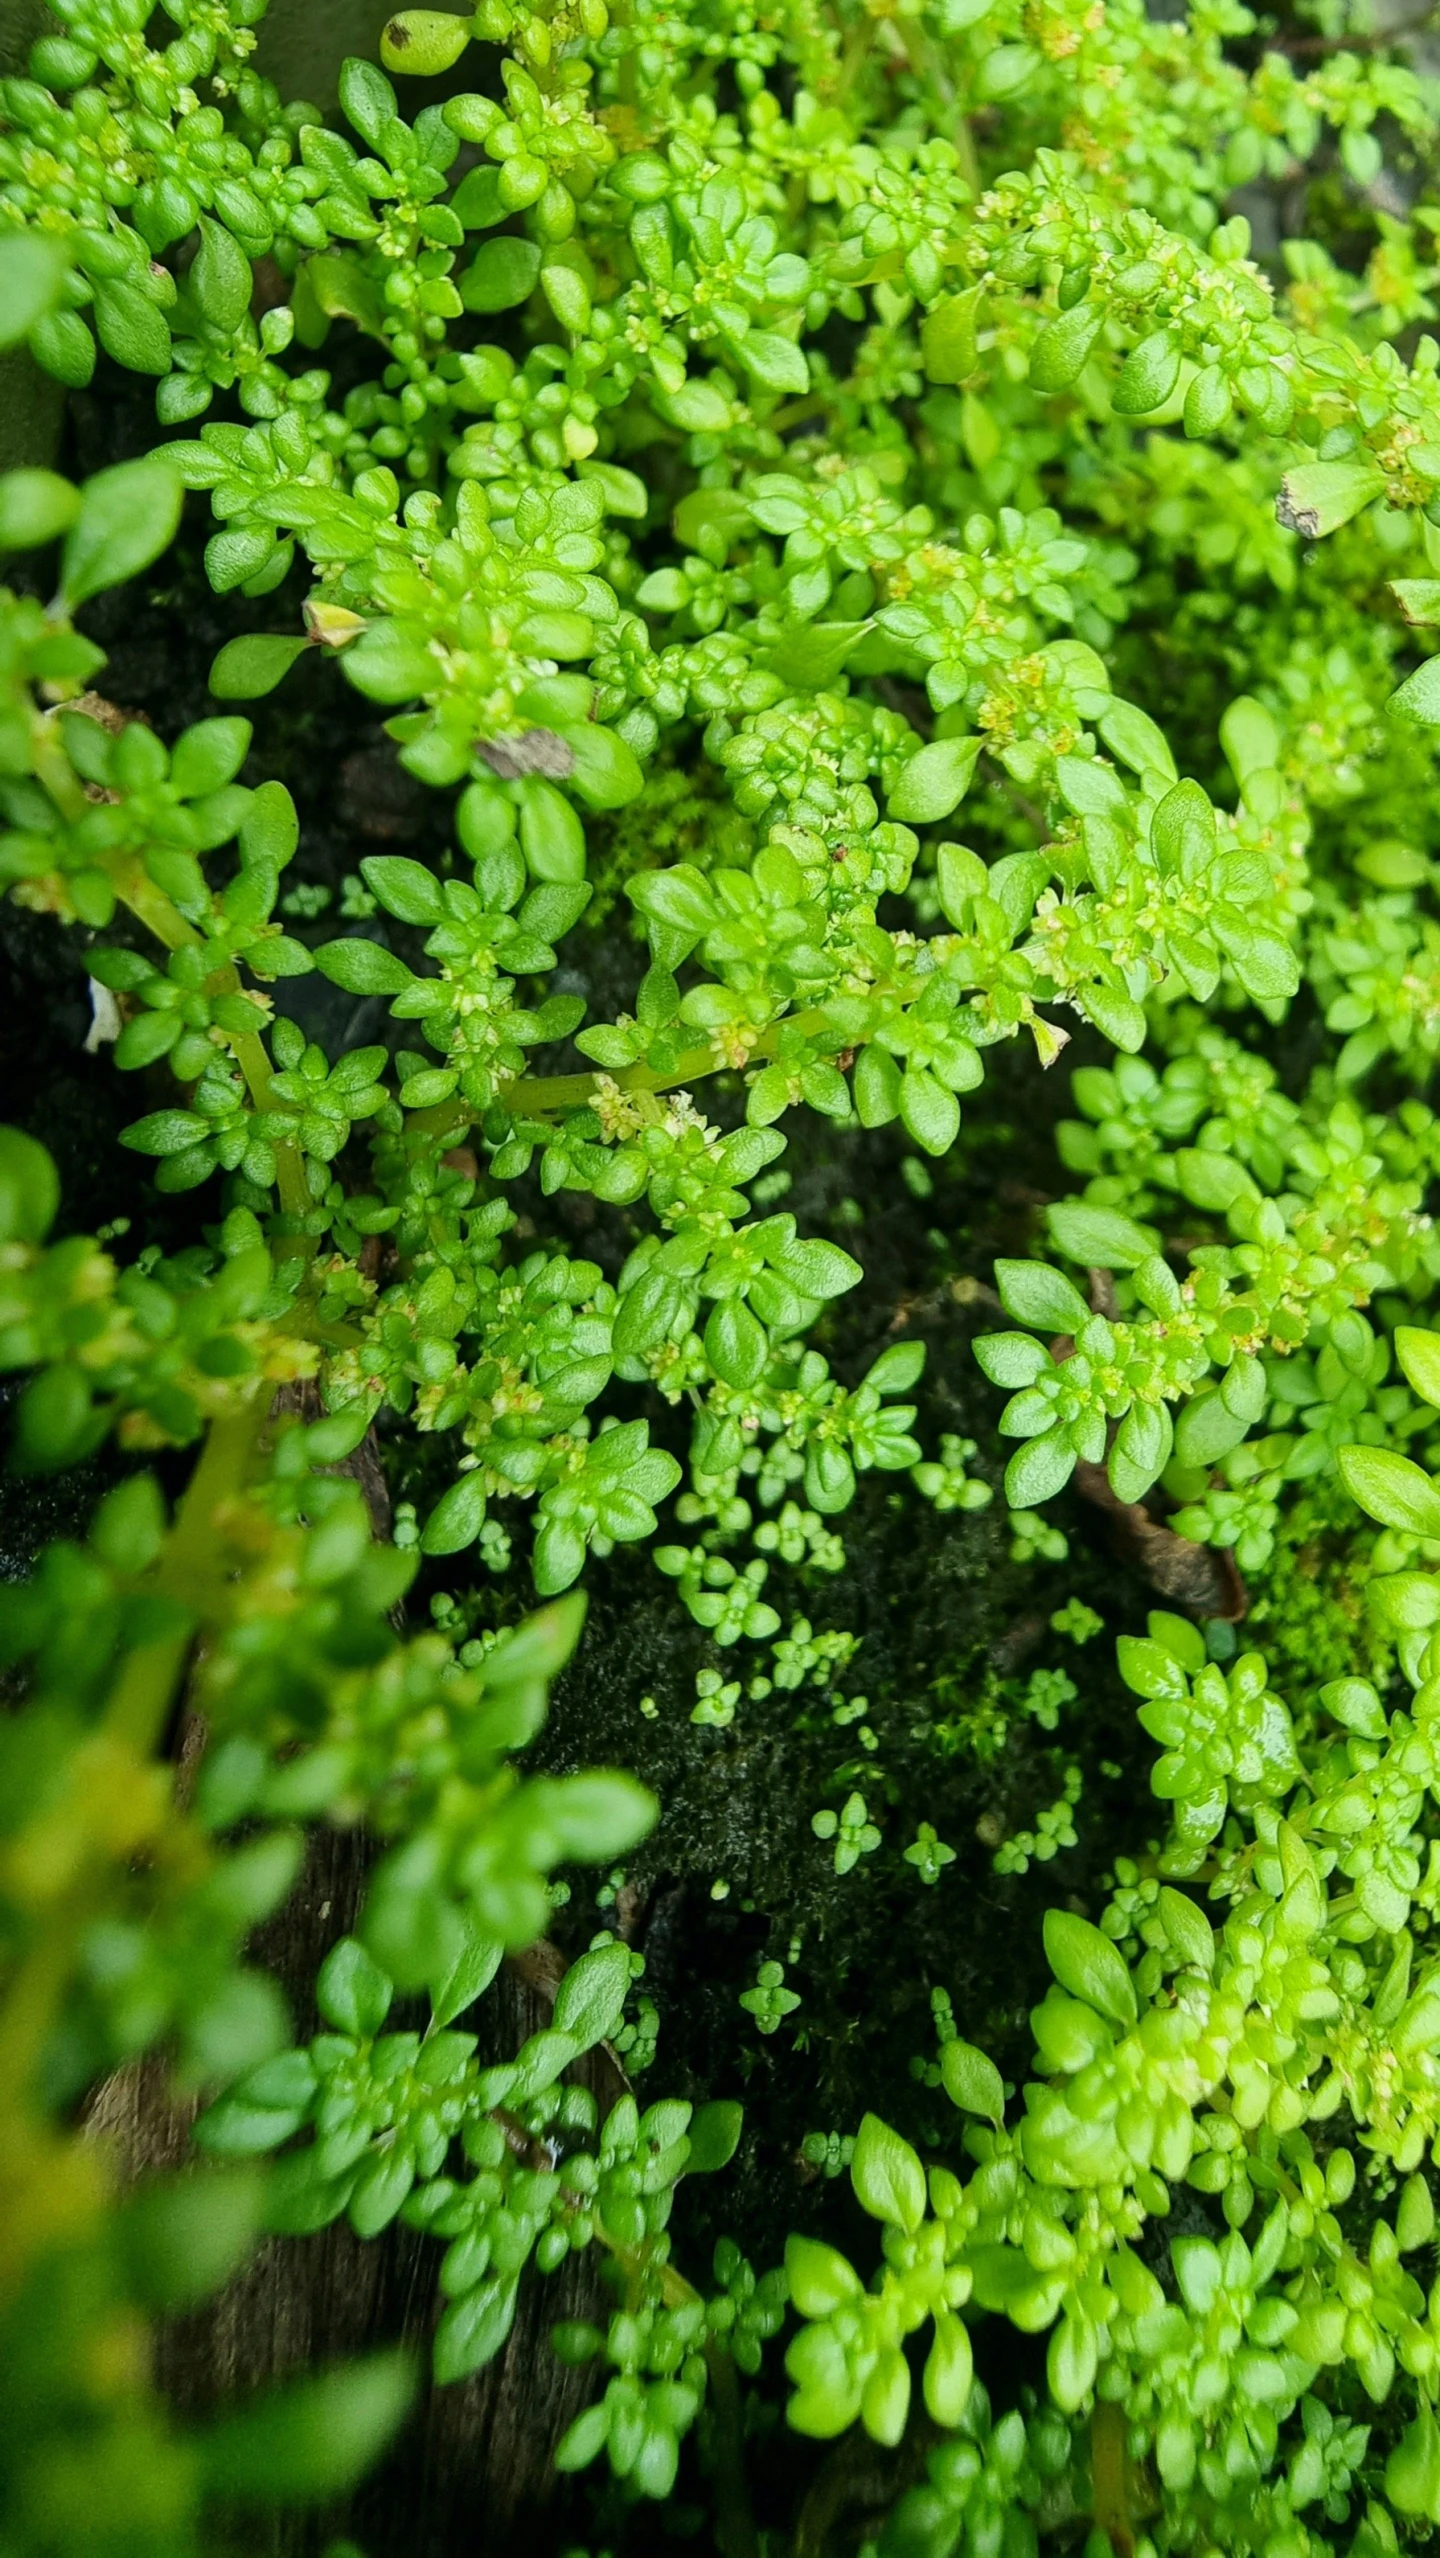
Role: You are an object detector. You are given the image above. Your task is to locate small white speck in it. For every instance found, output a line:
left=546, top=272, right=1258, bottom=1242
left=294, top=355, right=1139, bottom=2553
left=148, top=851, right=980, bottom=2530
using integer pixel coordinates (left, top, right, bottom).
left=85, top=979, right=122, bottom=1053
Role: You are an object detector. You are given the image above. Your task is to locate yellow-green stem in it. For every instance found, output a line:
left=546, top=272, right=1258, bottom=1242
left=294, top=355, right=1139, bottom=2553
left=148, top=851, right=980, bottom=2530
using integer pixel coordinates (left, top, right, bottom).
left=1091, top=2399, right=1135, bottom=2558
left=31, top=717, right=89, bottom=824
left=0, top=1391, right=272, bottom=2104
left=113, top=867, right=313, bottom=1224
left=413, top=1010, right=843, bottom=1142
left=104, top=1394, right=272, bottom=1753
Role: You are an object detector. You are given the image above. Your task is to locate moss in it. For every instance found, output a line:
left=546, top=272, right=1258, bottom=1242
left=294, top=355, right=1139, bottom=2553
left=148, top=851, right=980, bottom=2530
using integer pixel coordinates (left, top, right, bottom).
left=1246, top=1482, right=1391, bottom=1700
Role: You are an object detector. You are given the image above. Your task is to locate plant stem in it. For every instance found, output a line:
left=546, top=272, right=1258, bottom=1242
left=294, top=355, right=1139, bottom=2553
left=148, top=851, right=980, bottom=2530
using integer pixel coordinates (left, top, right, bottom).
left=0, top=1392, right=270, bottom=2131
left=413, top=1006, right=847, bottom=1139
left=113, top=868, right=313, bottom=1223
left=894, top=12, right=978, bottom=192
left=591, top=2218, right=758, bottom=2554
left=512, top=1037, right=759, bottom=1115
left=105, top=1394, right=272, bottom=1754
left=30, top=715, right=89, bottom=823
left=30, top=706, right=312, bottom=1224
left=705, top=2339, right=761, bottom=2558
left=1090, top=2398, right=1135, bottom=2558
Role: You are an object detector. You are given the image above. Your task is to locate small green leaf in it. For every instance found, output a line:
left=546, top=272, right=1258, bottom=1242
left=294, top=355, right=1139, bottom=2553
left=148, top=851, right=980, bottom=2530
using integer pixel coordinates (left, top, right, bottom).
left=541, top=255, right=591, bottom=336
left=117, top=2169, right=267, bottom=2311
left=854, top=1042, right=901, bottom=1127
left=563, top=720, right=644, bottom=810
left=555, top=2402, right=611, bottom=2471
left=191, top=217, right=252, bottom=333
left=1004, top=1428, right=1076, bottom=1507
left=705, top=1297, right=768, bottom=1390
left=1318, top=1677, right=1387, bottom=1739
left=1151, top=777, right=1215, bottom=875
left=199, top=2353, right=416, bottom=2503
left=1390, top=580, right=1440, bottom=628
left=740, top=330, right=809, bottom=394
left=484, top=1591, right=587, bottom=1692
left=851, top=2112, right=925, bottom=2232
left=461, top=237, right=542, bottom=314
left=1029, top=299, right=1104, bottom=393
left=1111, top=328, right=1181, bottom=415
left=532, top=1513, right=587, bottom=1593
left=1390, top=654, right=1440, bottom=726
left=1045, top=1201, right=1151, bottom=1269
left=1109, top=1398, right=1173, bottom=1503
left=317, top=1937, right=394, bottom=2038
left=686, top=2099, right=743, bottom=2173
left=1386, top=2409, right=1440, bottom=2522
left=1174, top=1148, right=1252, bottom=1212
left=782, top=1237, right=862, bottom=1299
left=428, top=1916, right=503, bottom=2029
left=1047, top=2309, right=1098, bottom=2412
left=1219, top=694, right=1281, bottom=780
left=0, top=231, right=70, bottom=349
left=1277, top=457, right=1387, bottom=540
left=1338, top=1444, right=1440, bottom=1541
left=0, top=1127, right=59, bottom=1246
left=59, top=459, right=183, bottom=608
left=1098, top=698, right=1176, bottom=781
left=381, top=8, right=473, bottom=73
left=995, top=1259, right=1090, bottom=1333
left=1174, top=1389, right=1250, bottom=1470
left=552, top=1940, right=631, bottom=2050
left=238, top=780, right=299, bottom=870
left=1398, top=1328, right=1440, bottom=1413
left=939, top=2038, right=1005, bottom=2123
left=305, top=251, right=387, bottom=337
left=1156, top=1886, right=1214, bottom=1974
left=1398, top=2174, right=1436, bottom=2254
left=922, top=2311, right=974, bottom=2427
left=120, top=1109, right=209, bottom=1157
left=921, top=286, right=983, bottom=384
left=866, top=1340, right=925, bottom=1393
left=343, top=619, right=435, bottom=704
left=452, top=165, right=505, bottom=229
left=0, top=468, right=80, bottom=552
left=888, top=735, right=981, bottom=824
left=762, top=620, right=870, bottom=689
left=900, top=1064, right=960, bottom=1155
left=518, top=775, right=587, bottom=882
left=785, top=2234, right=862, bottom=2316
left=421, top=1474, right=486, bottom=1553
left=860, top=2345, right=911, bottom=2447
left=210, top=634, right=311, bottom=700
left=28, top=303, right=95, bottom=387
left=315, top=938, right=415, bottom=995
left=361, top=856, right=445, bottom=926
left=1083, top=983, right=1147, bottom=1051
left=1043, top=1909, right=1137, bottom=2027
left=538, top=1770, right=658, bottom=1862
left=339, top=55, right=398, bottom=146
left=92, top=277, right=172, bottom=375
left=975, top=1332, right=1048, bottom=1388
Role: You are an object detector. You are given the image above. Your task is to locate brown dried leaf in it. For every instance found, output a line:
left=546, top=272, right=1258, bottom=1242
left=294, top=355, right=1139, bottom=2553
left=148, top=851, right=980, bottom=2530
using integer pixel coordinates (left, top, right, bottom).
left=1074, top=1460, right=1247, bottom=1620
left=476, top=726, right=575, bottom=780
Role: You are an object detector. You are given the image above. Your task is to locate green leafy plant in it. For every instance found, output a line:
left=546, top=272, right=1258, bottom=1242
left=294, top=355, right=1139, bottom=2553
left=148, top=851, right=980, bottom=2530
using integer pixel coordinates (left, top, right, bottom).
left=12, top=0, right=1440, bottom=2550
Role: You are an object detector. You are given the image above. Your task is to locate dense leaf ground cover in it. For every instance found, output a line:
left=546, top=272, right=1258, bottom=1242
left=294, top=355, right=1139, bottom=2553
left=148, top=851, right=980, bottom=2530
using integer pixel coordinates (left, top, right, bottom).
left=15, top=0, right=1440, bottom=2551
